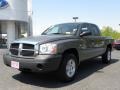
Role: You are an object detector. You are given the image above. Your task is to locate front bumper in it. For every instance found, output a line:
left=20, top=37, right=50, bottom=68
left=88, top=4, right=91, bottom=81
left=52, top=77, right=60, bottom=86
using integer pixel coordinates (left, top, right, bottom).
left=3, top=54, right=62, bottom=73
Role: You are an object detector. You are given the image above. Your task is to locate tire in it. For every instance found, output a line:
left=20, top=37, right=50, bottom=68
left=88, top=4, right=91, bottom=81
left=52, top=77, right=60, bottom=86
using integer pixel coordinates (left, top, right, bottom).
left=57, top=53, right=78, bottom=82
left=19, top=69, right=31, bottom=74
left=102, top=48, right=111, bottom=64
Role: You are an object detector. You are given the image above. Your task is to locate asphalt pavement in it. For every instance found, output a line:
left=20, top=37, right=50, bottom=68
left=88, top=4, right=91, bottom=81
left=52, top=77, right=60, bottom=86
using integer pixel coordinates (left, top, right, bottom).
left=0, top=49, right=120, bottom=90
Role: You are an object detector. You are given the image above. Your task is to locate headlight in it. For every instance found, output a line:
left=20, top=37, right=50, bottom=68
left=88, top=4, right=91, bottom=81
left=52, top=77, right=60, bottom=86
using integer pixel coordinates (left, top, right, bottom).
left=39, top=43, right=57, bottom=54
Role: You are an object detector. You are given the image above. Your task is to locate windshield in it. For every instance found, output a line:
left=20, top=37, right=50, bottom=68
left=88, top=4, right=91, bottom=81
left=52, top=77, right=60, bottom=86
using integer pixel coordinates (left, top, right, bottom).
left=42, top=23, right=78, bottom=35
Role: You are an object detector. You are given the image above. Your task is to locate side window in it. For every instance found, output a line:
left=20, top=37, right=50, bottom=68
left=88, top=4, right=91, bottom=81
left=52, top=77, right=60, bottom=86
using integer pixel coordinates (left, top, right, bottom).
left=90, top=25, right=100, bottom=36
left=80, top=24, right=91, bottom=33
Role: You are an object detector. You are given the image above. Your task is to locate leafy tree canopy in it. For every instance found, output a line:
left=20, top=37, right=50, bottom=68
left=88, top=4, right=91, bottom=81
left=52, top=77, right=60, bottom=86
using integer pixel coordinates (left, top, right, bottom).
left=101, top=26, right=120, bottom=40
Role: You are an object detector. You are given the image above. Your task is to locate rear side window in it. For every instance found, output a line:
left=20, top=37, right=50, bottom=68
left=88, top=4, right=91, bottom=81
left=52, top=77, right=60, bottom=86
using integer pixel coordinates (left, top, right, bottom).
left=80, top=24, right=91, bottom=33
left=90, top=24, right=100, bottom=36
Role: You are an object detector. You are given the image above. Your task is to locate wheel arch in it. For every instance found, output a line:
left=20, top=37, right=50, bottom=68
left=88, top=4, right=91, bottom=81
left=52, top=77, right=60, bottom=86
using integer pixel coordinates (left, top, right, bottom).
left=62, top=48, right=79, bottom=64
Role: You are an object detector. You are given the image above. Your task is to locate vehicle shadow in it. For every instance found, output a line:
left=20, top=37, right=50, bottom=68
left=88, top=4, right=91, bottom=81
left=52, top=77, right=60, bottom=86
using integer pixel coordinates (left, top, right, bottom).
left=12, top=58, right=119, bottom=88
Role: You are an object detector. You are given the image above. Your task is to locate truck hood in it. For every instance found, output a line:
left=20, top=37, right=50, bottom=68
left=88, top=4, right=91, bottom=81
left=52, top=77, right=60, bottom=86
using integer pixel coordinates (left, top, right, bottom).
left=13, top=35, right=77, bottom=45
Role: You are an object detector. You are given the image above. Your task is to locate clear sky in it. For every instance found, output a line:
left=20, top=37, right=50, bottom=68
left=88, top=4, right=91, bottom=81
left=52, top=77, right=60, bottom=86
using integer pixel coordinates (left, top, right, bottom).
left=32, top=0, right=120, bottom=35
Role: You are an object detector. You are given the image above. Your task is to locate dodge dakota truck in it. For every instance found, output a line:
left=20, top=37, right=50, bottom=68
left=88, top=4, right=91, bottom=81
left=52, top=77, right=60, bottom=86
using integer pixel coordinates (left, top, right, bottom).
left=3, top=22, right=114, bottom=81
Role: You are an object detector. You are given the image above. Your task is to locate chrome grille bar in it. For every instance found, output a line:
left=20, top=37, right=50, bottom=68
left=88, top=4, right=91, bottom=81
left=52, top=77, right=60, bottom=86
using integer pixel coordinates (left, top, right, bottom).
left=10, top=43, right=38, bottom=57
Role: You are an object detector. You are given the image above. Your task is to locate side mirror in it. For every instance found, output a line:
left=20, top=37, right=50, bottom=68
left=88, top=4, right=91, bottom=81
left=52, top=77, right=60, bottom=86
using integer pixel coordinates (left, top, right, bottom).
left=80, top=31, right=91, bottom=37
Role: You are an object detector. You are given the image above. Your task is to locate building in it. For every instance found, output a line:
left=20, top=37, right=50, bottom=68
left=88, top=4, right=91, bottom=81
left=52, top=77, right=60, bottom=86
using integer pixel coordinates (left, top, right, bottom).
left=0, top=0, right=33, bottom=48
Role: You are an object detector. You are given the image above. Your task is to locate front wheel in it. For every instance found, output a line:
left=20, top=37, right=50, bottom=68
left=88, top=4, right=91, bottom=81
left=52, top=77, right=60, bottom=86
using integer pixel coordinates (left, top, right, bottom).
left=102, top=48, right=112, bottom=64
left=58, top=53, right=78, bottom=82
left=19, top=69, right=31, bottom=74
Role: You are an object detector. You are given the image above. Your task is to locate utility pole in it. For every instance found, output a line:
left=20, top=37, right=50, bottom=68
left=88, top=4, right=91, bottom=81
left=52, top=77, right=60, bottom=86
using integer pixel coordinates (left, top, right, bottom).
left=73, top=17, right=79, bottom=22
left=28, top=0, right=33, bottom=36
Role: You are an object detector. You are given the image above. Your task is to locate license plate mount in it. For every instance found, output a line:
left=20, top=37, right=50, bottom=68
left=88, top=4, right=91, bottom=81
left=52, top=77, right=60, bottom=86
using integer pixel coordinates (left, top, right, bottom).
left=11, top=61, right=19, bottom=69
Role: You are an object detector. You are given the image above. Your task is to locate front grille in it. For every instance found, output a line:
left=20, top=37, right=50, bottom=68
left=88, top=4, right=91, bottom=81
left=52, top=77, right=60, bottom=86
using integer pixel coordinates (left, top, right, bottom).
left=10, top=43, right=19, bottom=55
left=21, top=50, right=34, bottom=56
left=23, top=44, right=34, bottom=49
left=10, top=49, right=18, bottom=55
left=10, top=43, right=19, bottom=49
left=10, top=43, right=36, bottom=57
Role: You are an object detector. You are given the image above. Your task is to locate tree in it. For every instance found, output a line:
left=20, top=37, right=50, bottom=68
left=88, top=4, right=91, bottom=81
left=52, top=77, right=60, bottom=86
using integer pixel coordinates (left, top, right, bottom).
left=101, top=26, right=120, bottom=39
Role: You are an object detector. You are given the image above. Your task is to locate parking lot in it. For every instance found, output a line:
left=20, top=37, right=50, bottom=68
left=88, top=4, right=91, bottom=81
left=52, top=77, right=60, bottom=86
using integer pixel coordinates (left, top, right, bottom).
left=0, top=49, right=120, bottom=90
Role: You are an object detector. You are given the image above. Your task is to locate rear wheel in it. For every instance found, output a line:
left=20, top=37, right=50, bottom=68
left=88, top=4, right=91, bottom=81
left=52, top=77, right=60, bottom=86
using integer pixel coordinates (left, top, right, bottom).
left=102, top=48, right=111, bottom=64
left=58, top=53, right=78, bottom=82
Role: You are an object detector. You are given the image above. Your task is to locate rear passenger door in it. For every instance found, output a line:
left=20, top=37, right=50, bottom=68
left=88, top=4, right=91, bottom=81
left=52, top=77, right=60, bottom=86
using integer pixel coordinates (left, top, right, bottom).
left=79, top=23, right=95, bottom=60
left=89, top=24, right=106, bottom=56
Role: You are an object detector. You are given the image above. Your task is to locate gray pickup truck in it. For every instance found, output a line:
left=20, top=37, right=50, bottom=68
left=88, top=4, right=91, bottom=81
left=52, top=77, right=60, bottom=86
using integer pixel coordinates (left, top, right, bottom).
left=3, top=22, right=114, bottom=81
